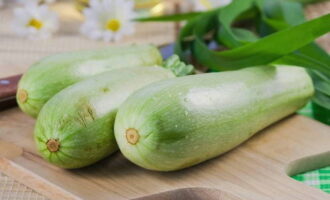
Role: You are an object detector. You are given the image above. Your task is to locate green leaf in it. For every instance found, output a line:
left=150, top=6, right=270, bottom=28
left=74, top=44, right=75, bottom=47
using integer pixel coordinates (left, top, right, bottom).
left=274, top=49, right=330, bottom=77
left=257, top=0, right=330, bottom=77
left=261, top=0, right=305, bottom=26
left=193, top=10, right=219, bottom=37
left=192, top=14, right=330, bottom=75
left=255, top=0, right=305, bottom=35
left=231, top=28, right=259, bottom=42
left=298, top=43, right=330, bottom=66
left=175, top=9, right=219, bottom=61
left=134, top=12, right=202, bottom=22
left=308, top=70, right=330, bottom=96
left=312, top=90, right=330, bottom=110
left=216, top=0, right=256, bottom=48
left=174, top=17, right=199, bottom=60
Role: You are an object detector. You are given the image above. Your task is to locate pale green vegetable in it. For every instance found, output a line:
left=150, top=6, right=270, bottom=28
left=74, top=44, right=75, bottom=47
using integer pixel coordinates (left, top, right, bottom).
left=114, top=66, right=314, bottom=171
left=34, top=66, right=175, bottom=169
left=17, top=44, right=162, bottom=118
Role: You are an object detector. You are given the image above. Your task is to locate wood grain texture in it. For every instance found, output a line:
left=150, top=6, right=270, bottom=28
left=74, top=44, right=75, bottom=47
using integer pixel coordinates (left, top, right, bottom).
left=0, top=108, right=329, bottom=200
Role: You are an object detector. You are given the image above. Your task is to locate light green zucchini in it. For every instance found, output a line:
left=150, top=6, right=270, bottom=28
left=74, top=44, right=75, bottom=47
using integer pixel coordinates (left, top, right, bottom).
left=17, top=44, right=162, bottom=118
left=114, top=66, right=314, bottom=171
left=34, top=56, right=193, bottom=169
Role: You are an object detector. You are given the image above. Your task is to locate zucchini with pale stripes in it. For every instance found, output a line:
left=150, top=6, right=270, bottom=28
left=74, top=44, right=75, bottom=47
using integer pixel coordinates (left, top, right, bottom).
left=17, top=44, right=162, bottom=118
left=114, top=66, right=314, bottom=171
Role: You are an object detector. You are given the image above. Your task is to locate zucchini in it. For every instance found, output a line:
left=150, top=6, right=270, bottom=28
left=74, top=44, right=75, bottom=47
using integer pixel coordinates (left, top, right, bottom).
left=17, top=44, right=162, bottom=118
left=114, top=66, right=314, bottom=171
left=34, top=56, right=193, bottom=169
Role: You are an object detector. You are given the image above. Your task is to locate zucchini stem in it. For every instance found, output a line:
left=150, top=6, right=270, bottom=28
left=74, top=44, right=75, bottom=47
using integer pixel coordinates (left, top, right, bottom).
left=17, top=89, right=28, bottom=103
left=126, top=128, right=140, bottom=145
left=46, top=139, right=60, bottom=152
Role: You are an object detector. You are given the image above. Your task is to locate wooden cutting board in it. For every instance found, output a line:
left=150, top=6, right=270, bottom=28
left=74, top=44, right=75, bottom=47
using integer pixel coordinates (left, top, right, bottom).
left=0, top=107, right=329, bottom=200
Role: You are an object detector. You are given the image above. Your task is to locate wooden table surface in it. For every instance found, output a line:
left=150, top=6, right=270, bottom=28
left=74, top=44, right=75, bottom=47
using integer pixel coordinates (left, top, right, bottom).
left=0, top=1, right=329, bottom=199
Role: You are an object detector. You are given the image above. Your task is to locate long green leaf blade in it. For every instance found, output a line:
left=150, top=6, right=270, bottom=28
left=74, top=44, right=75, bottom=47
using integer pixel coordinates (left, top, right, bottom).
left=193, top=14, right=330, bottom=75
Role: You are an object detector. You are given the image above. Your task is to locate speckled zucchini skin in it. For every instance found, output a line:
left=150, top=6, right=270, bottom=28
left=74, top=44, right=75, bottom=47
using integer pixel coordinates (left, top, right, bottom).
left=17, top=44, right=162, bottom=118
left=34, top=67, right=174, bottom=169
left=114, top=66, right=314, bottom=171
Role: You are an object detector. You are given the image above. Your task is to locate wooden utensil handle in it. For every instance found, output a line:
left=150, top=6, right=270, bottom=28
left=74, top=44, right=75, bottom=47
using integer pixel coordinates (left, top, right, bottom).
left=0, top=74, right=22, bottom=111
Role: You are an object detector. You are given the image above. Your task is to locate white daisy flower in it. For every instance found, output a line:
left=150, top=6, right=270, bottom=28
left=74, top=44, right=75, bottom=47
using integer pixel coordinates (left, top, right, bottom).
left=12, top=3, right=59, bottom=39
left=80, top=0, right=136, bottom=42
left=192, top=0, right=232, bottom=11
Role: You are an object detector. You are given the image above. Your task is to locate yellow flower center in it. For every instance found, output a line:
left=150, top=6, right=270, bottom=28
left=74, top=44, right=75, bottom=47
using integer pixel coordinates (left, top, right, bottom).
left=27, top=18, right=43, bottom=30
left=105, top=19, right=121, bottom=32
